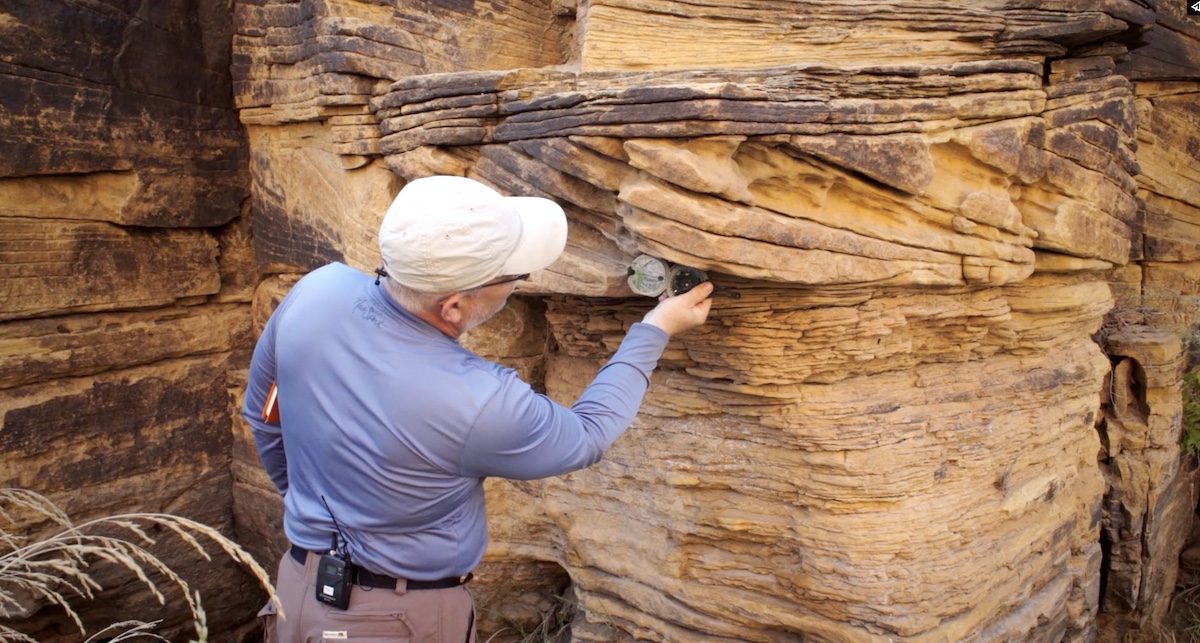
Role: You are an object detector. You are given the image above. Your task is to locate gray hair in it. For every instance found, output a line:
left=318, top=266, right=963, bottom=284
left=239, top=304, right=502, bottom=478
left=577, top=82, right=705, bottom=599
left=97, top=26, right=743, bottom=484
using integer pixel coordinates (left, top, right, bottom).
left=384, top=277, right=483, bottom=314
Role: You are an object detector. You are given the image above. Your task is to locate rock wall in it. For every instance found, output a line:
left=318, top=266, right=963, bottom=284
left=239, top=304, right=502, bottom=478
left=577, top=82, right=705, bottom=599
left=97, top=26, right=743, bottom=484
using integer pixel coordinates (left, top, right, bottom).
left=1097, top=329, right=1192, bottom=638
left=0, top=0, right=262, bottom=639
left=1096, top=1, right=1200, bottom=636
left=3, top=0, right=1199, bottom=642
left=228, top=1, right=1200, bottom=642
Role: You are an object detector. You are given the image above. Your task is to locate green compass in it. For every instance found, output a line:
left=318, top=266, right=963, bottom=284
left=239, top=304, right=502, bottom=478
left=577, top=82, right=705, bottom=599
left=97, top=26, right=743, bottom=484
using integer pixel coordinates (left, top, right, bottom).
left=627, top=254, right=670, bottom=297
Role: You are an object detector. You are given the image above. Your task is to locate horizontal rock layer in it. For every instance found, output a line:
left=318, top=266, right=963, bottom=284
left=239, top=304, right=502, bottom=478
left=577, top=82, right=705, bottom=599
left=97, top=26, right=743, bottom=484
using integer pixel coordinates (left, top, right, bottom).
left=232, top=0, right=568, bottom=129
left=478, top=273, right=1115, bottom=640
left=0, top=1, right=261, bottom=640
left=368, top=58, right=1136, bottom=295
left=579, top=0, right=1151, bottom=71
left=0, top=218, right=222, bottom=322
left=0, top=0, right=248, bottom=228
left=0, top=352, right=255, bottom=640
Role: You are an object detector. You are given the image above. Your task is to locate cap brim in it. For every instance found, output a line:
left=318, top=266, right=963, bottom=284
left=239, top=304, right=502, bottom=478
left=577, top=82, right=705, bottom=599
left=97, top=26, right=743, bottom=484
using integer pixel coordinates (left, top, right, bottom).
left=500, top=196, right=568, bottom=276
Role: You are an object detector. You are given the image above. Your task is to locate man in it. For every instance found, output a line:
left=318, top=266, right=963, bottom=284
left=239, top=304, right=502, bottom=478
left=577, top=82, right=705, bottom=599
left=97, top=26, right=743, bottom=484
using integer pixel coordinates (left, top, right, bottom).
left=244, top=175, right=713, bottom=642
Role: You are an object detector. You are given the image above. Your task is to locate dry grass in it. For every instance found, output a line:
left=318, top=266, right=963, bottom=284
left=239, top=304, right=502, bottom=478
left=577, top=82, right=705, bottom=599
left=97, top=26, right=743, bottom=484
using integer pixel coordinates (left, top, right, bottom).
left=483, top=592, right=579, bottom=643
left=0, top=488, right=280, bottom=642
left=1166, top=556, right=1200, bottom=643
left=1170, top=590, right=1200, bottom=642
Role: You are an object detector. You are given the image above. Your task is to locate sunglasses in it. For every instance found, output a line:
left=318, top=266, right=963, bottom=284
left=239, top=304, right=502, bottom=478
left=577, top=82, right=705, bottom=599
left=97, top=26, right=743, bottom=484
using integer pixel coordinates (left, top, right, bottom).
left=470, top=273, right=529, bottom=290
left=436, top=274, right=532, bottom=304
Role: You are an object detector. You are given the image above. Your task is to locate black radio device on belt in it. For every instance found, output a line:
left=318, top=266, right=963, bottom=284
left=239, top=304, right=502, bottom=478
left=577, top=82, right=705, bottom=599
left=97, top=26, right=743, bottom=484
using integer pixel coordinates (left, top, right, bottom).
left=316, top=496, right=355, bottom=610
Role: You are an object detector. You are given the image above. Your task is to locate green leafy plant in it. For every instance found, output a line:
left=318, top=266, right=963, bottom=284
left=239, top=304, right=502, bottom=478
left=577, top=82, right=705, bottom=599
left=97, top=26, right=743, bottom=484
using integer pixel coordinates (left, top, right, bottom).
left=1184, top=369, right=1200, bottom=458
left=0, top=488, right=279, bottom=642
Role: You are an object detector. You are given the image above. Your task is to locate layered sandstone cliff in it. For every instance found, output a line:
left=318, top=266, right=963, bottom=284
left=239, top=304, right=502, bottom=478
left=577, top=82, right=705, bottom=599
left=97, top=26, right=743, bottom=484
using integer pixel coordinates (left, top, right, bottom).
left=227, top=1, right=1200, bottom=641
left=3, top=0, right=1200, bottom=642
left=0, top=0, right=262, bottom=638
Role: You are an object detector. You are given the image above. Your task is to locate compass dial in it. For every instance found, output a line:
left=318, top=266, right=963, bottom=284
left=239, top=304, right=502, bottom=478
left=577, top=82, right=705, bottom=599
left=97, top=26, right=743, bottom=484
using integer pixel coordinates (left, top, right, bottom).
left=627, top=255, right=669, bottom=297
left=668, top=265, right=708, bottom=296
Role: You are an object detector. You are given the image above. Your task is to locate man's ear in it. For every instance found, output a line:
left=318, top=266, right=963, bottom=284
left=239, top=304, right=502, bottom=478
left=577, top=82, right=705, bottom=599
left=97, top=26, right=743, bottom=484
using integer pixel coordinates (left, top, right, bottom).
left=439, top=292, right=465, bottom=325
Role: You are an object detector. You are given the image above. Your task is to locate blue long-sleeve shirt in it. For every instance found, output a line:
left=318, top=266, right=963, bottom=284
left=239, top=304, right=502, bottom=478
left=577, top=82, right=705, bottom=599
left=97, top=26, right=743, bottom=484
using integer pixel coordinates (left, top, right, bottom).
left=242, top=262, right=669, bottom=580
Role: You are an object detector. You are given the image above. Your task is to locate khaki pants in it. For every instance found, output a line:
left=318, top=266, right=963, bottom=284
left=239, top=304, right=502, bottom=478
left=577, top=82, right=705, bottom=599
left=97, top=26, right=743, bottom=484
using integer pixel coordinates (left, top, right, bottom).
left=259, top=549, right=477, bottom=643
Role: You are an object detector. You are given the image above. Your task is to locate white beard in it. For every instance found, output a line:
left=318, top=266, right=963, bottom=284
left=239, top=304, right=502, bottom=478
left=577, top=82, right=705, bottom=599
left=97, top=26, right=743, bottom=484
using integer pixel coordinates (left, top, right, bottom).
left=461, top=298, right=507, bottom=332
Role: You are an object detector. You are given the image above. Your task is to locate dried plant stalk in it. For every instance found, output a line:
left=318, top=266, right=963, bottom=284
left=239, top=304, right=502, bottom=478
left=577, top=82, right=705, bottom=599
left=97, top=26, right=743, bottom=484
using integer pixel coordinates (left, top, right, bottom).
left=0, top=488, right=281, bottom=642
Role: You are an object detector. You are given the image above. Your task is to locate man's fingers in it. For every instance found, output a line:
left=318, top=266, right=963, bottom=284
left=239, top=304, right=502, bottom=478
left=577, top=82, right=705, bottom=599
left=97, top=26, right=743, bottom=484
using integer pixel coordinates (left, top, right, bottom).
left=683, top=281, right=714, bottom=302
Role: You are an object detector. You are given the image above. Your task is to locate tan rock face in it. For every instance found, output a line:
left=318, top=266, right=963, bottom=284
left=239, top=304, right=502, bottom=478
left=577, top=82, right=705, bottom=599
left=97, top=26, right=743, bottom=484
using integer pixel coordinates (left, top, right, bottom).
left=575, top=0, right=1149, bottom=72
left=222, top=0, right=1200, bottom=641
left=1099, top=7, right=1200, bottom=634
left=1098, top=330, right=1190, bottom=626
left=0, top=0, right=261, bottom=639
left=0, top=220, right=222, bottom=322
left=528, top=281, right=1112, bottom=640
left=371, top=60, right=1138, bottom=296
left=7, top=0, right=1198, bottom=642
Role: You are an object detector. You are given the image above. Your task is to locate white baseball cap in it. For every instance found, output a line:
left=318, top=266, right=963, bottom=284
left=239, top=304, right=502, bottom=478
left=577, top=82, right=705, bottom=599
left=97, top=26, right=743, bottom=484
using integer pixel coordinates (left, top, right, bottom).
left=379, top=176, right=568, bottom=293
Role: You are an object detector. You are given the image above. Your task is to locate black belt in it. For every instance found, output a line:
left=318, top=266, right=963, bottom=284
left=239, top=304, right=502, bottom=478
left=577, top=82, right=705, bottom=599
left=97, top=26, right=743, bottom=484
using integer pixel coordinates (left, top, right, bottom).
left=290, top=545, right=472, bottom=590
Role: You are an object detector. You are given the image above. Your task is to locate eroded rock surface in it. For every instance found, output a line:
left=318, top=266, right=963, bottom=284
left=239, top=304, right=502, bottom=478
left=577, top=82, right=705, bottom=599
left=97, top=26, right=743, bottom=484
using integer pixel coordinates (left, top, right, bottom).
left=0, top=0, right=259, bottom=639
left=5, top=0, right=1199, bottom=641
left=222, top=0, right=1200, bottom=641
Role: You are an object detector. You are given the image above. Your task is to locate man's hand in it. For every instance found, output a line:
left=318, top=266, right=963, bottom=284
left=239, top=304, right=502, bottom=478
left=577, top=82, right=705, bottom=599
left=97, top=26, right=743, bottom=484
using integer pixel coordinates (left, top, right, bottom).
left=641, top=281, right=714, bottom=336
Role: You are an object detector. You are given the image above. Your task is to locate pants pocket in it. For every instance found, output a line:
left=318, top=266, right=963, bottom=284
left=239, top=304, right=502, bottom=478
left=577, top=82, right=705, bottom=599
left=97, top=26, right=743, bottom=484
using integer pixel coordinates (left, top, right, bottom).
left=257, top=599, right=279, bottom=643
left=321, top=609, right=413, bottom=641
left=324, top=639, right=410, bottom=643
